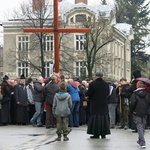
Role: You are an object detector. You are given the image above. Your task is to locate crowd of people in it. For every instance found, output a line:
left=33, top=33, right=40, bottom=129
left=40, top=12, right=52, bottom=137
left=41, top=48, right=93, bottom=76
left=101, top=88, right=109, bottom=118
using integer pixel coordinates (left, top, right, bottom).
left=0, top=70, right=150, bottom=148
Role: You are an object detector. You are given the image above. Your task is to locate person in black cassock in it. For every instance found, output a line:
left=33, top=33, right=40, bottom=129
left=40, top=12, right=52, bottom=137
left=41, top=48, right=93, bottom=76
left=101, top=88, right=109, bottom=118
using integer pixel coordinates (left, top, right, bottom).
left=0, top=75, right=12, bottom=125
left=14, top=74, right=29, bottom=125
left=87, top=72, right=110, bottom=139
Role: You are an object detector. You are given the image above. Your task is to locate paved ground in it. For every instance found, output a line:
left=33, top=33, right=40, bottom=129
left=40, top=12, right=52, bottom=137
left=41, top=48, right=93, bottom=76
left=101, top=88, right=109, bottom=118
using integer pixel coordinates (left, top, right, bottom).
left=0, top=125, right=150, bottom=150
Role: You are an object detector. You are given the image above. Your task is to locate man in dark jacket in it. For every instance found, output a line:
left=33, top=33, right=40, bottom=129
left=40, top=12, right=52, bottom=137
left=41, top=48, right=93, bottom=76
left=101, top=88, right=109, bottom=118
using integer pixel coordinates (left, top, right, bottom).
left=45, top=75, right=59, bottom=128
left=128, top=70, right=141, bottom=131
left=129, top=81, right=150, bottom=149
left=116, top=78, right=130, bottom=129
left=30, top=76, right=45, bottom=127
left=87, top=72, right=110, bottom=139
left=107, top=83, right=118, bottom=128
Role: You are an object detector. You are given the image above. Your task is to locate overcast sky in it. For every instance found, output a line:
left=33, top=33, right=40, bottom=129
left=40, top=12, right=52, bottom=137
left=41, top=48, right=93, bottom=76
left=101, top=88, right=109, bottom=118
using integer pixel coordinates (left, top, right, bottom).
left=0, top=0, right=115, bottom=22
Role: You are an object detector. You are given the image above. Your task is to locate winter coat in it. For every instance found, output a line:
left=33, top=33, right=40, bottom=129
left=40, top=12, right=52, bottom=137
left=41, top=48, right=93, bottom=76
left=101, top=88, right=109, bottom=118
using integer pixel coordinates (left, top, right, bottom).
left=14, top=83, right=28, bottom=106
left=87, top=78, right=109, bottom=115
left=116, top=83, right=131, bottom=106
left=53, top=92, right=72, bottom=117
left=67, top=83, right=80, bottom=101
left=129, top=88, right=150, bottom=116
left=78, top=85, right=87, bottom=106
left=107, top=85, right=118, bottom=104
left=45, top=82, right=59, bottom=105
left=33, top=81, right=45, bottom=103
left=1, top=81, right=12, bottom=105
left=26, top=84, right=34, bottom=105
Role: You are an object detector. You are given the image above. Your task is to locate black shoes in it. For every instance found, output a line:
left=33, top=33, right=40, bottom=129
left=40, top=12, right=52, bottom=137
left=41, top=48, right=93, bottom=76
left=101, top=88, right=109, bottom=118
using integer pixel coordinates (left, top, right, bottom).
left=90, top=135, right=99, bottom=139
left=30, top=122, right=36, bottom=127
left=132, top=130, right=137, bottom=133
left=37, top=124, right=44, bottom=127
left=101, top=135, right=106, bottom=139
left=46, top=126, right=50, bottom=129
left=90, top=135, right=106, bottom=139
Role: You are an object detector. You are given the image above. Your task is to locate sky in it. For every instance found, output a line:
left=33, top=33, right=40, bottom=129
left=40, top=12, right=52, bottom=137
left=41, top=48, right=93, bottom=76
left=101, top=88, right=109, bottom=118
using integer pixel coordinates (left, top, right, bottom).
left=0, top=0, right=115, bottom=22
left=0, top=0, right=149, bottom=54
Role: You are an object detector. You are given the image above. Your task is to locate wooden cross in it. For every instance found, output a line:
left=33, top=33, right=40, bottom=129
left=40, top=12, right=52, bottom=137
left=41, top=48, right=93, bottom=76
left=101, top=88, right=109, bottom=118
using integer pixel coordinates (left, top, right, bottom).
left=24, top=0, right=90, bottom=73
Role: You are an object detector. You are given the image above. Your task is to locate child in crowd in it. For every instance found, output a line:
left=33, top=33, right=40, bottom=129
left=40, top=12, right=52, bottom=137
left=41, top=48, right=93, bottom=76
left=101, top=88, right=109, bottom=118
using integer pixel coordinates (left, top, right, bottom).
left=129, top=81, right=150, bottom=149
left=53, top=82, right=72, bottom=141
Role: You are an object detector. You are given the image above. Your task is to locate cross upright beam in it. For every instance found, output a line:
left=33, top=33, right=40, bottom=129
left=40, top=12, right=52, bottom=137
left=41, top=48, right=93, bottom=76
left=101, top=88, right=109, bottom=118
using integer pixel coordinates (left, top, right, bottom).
left=24, top=0, right=90, bottom=73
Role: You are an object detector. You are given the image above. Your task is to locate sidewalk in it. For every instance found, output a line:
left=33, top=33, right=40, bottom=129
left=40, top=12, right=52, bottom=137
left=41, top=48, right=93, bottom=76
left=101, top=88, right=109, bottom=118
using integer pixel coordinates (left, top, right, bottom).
left=0, top=125, right=150, bottom=150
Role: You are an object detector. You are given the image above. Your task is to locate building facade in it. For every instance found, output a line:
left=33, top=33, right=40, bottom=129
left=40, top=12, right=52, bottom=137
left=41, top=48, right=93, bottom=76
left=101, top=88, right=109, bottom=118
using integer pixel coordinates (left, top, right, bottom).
left=2, top=0, right=133, bottom=82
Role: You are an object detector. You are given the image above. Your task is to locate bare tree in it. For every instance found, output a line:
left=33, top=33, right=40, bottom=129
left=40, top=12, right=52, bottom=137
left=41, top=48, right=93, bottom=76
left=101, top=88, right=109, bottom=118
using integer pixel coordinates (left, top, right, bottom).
left=9, top=0, right=54, bottom=77
left=59, top=13, right=115, bottom=78
left=6, top=1, right=115, bottom=79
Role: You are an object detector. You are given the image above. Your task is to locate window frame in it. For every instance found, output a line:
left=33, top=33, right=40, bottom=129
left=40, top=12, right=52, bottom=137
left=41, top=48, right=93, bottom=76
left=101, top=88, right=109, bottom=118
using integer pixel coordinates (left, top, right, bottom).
left=17, top=35, right=29, bottom=52
left=18, top=62, right=28, bottom=77
left=76, top=61, right=86, bottom=77
left=76, top=35, right=86, bottom=51
left=43, top=35, right=54, bottom=51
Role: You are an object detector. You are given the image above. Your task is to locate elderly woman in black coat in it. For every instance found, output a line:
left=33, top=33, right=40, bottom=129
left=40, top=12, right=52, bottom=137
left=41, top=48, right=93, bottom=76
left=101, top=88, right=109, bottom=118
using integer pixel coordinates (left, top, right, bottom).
left=1, top=75, right=12, bottom=125
left=87, top=72, right=110, bottom=139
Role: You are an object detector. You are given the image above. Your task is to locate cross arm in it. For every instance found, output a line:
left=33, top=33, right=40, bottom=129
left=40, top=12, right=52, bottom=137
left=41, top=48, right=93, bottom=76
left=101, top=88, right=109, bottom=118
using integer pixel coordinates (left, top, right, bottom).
left=24, top=28, right=90, bottom=33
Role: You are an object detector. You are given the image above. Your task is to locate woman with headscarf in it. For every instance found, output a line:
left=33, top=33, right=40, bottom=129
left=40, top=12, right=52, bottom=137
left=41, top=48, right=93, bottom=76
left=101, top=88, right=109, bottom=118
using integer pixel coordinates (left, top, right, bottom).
left=0, top=75, right=12, bottom=125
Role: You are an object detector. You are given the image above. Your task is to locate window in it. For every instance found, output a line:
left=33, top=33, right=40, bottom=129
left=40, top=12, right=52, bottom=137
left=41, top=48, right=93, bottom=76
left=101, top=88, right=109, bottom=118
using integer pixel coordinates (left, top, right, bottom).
left=76, top=62, right=86, bottom=77
left=45, top=62, right=54, bottom=77
left=18, top=36, right=29, bottom=51
left=76, top=35, right=86, bottom=50
left=18, top=62, right=28, bottom=77
left=70, top=17, right=74, bottom=23
left=88, top=16, right=91, bottom=22
left=43, top=35, right=53, bottom=51
left=76, top=14, right=86, bottom=22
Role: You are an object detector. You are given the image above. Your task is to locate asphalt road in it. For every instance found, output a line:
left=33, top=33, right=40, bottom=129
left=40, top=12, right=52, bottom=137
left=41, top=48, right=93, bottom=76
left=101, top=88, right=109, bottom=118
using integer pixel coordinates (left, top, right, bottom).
left=0, top=125, right=150, bottom=150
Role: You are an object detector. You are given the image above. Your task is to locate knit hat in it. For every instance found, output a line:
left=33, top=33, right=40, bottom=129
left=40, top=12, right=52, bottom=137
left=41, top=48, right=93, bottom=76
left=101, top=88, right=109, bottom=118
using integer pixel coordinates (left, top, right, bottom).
left=20, top=74, right=25, bottom=79
left=3, top=75, right=9, bottom=81
left=136, top=81, right=145, bottom=88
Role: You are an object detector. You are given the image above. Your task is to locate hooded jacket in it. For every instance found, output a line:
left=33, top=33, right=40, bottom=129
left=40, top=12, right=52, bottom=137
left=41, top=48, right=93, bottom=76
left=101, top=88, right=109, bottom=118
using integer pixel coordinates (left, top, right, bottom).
left=129, top=88, right=150, bottom=116
left=53, top=92, right=72, bottom=117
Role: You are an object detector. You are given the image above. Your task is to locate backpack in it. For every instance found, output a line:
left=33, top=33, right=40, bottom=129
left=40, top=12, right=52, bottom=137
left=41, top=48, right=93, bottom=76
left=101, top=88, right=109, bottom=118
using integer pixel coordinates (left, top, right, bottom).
left=120, top=84, right=131, bottom=98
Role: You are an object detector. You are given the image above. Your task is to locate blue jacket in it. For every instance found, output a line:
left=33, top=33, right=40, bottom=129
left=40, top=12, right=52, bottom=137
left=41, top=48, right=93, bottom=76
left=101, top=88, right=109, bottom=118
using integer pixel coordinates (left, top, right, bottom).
left=67, top=83, right=80, bottom=101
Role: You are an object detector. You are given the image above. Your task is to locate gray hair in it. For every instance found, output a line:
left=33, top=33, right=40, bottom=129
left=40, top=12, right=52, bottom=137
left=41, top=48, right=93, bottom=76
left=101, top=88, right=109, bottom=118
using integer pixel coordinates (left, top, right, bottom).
left=38, top=76, right=43, bottom=81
